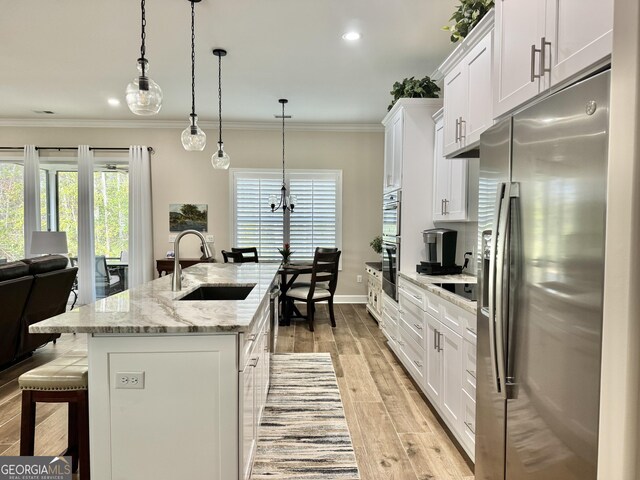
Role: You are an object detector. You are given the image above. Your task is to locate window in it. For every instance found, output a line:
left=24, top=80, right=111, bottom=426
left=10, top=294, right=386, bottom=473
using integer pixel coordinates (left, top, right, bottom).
left=0, top=162, right=24, bottom=261
left=231, top=169, right=342, bottom=262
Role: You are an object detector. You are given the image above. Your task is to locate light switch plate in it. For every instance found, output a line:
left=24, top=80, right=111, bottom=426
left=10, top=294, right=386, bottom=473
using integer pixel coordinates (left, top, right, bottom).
left=168, top=234, right=176, bottom=243
left=116, top=372, right=145, bottom=389
left=205, top=235, right=214, bottom=243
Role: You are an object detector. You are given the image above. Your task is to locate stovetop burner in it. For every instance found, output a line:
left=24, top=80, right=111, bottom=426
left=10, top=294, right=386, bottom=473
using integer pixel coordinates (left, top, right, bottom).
left=433, top=283, right=477, bottom=302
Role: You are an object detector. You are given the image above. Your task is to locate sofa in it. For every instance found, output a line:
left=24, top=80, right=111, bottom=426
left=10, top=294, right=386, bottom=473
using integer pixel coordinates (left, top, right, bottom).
left=0, top=255, right=77, bottom=368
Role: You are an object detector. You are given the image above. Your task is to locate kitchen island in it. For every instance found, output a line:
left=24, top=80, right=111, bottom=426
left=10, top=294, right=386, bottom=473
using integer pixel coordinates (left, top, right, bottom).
left=31, top=262, right=281, bottom=480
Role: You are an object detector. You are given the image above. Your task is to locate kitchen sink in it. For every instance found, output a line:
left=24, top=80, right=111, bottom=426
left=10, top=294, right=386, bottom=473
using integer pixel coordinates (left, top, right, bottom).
left=178, top=285, right=255, bottom=301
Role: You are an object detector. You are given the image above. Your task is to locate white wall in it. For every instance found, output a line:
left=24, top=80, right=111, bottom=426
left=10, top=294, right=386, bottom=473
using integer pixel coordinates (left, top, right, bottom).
left=0, top=125, right=383, bottom=296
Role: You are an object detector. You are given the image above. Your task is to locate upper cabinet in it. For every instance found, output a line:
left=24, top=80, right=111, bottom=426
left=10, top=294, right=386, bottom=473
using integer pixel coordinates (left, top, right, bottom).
left=438, top=11, right=494, bottom=158
left=383, top=108, right=404, bottom=193
left=494, top=0, right=613, bottom=119
left=433, top=110, right=468, bottom=222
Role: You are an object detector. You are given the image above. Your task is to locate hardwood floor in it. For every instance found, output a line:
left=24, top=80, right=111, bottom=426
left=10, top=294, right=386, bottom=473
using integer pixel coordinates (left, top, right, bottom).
left=0, top=305, right=474, bottom=480
left=277, top=303, right=474, bottom=480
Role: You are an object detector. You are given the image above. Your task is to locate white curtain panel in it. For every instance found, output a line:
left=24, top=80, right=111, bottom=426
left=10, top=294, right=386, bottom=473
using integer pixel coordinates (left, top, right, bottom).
left=128, top=146, right=154, bottom=288
left=23, top=145, right=41, bottom=258
left=78, top=145, right=96, bottom=305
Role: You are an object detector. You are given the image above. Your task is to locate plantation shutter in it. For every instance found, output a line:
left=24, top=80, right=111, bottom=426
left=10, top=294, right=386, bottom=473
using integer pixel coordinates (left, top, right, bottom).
left=232, top=171, right=284, bottom=261
left=288, top=171, right=341, bottom=262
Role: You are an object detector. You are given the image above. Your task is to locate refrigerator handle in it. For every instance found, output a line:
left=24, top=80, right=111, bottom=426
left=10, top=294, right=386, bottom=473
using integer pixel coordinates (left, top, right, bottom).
left=505, top=183, right=521, bottom=399
left=488, top=182, right=507, bottom=397
left=495, top=182, right=512, bottom=401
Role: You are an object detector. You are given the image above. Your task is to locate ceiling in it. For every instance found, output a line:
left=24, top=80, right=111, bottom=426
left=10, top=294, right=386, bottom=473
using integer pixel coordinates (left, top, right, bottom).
left=0, top=0, right=458, bottom=125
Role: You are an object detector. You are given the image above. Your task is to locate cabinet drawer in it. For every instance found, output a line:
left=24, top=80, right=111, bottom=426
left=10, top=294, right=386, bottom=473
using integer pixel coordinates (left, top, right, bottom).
left=383, top=293, right=400, bottom=316
left=382, top=310, right=399, bottom=346
left=398, top=277, right=441, bottom=318
left=398, top=281, right=424, bottom=310
left=398, top=328, right=426, bottom=385
left=241, top=300, right=269, bottom=368
left=465, top=311, right=477, bottom=337
left=462, top=389, right=476, bottom=454
left=399, top=305, right=425, bottom=348
left=463, top=338, right=476, bottom=397
left=440, top=300, right=467, bottom=337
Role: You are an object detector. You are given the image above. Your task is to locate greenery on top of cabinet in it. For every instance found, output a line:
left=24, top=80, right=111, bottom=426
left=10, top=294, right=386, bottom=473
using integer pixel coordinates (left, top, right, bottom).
left=443, top=0, right=494, bottom=43
left=388, top=76, right=440, bottom=111
left=370, top=235, right=383, bottom=254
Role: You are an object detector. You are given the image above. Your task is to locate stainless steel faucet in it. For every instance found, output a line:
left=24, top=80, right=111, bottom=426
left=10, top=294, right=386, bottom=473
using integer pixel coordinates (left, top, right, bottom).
left=172, top=229, right=213, bottom=291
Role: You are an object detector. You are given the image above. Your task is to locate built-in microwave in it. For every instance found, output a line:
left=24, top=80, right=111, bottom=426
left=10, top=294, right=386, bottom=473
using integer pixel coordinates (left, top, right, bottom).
left=382, top=191, right=401, bottom=238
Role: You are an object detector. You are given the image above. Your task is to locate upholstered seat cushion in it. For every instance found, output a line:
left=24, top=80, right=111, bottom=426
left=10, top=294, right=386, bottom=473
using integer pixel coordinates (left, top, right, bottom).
left=0, top=261, right=29, bottom=281
left=286, top=286, right=331, bottom=300
left=22, top=255, right=69, bottom=275
left=19, top=355, right=88, bottom=391
left=290, top=281, right=329, bottom=290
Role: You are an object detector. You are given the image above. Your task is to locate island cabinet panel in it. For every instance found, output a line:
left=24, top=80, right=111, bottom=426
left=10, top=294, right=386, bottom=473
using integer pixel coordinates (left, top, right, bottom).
left=88, top=334, right=239, bottom=480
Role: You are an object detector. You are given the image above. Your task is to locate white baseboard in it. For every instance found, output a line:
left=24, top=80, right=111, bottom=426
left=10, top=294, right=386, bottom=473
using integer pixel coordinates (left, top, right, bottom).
left=333, top=295, right=367, bottom=304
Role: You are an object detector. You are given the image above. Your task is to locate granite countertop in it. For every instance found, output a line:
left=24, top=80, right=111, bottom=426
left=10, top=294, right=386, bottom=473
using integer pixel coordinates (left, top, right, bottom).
left=30, top=263, right=281, bottom=334
left=365, top=261, right=382, bottom=271
left=399, top=271, right=478, bottom=314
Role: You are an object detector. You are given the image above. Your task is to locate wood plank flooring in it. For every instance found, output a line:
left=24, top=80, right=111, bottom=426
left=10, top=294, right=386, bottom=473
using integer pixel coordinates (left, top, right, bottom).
left=0, top=304, right=474, bottom=480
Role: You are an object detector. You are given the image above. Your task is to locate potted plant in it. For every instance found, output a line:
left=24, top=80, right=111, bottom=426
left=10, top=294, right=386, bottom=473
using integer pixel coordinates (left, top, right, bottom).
left=388, top=76, right=441, bottom=111
left=443, top=0, right=494, bottom=43
left=370, top=236, right=383, bottom=255
left=277, top=243, right=293, bottom=264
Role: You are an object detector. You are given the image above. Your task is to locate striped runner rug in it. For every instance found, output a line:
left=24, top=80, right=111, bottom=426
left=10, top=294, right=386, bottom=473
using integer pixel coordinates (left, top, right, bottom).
left=251, top=353, right=360, bottom=479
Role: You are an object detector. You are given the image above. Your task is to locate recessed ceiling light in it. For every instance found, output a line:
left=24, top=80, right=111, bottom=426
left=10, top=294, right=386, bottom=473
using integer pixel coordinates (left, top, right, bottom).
left=342, top=31, right=361, bottom=41
left=108, top=98, right=121, bottom=107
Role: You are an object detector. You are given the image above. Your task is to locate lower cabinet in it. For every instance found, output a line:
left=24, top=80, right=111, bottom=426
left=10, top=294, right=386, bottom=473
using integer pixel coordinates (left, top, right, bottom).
left=395, top=277, right=476, bottom=462
left=366, top=264, right=383, bottom=322
left=240, top=300, right=271, bottom=480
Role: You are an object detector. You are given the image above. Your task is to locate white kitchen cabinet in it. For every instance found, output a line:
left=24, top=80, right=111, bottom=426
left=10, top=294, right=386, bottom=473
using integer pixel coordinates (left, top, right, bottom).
left=366, top=264, right=383, bottom=322
left=383, top=109, right=403, bottom=193
left=433, top=112, right=468, bottom=222
left=424, top=312, right=443, bottom=402
left=442, top=25, right=494, bottom=157
left=382, top=98, right=443, bottom=274
left=494, top=0, right=612, bottom=119
left=241, top=362, right=256, bottom=480
left=440, top=324, right=464, bottom=428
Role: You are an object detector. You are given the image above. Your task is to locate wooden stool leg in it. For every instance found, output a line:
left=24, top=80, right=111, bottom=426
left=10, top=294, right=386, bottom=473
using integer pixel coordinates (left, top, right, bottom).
left=20, top=390, right=36, bottom=456
left=77, top=391, right=90, bottom=480
left=68, top=402, right=79, bottom=472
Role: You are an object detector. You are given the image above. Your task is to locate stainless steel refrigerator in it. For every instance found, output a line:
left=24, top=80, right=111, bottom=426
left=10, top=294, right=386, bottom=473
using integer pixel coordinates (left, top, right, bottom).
left=476, top=69, right=609, bottom=480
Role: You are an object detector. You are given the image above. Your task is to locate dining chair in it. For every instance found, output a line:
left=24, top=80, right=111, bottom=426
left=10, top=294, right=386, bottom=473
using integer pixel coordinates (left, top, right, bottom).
left=290, top=247, right=338, bottom=290
left=231, top=247, right=259, bottom=263
left=283, top=250, right=341, bottom=332
left=221, top=250, right=244, bottom=263
left=95, top=256, right=121, bottom=298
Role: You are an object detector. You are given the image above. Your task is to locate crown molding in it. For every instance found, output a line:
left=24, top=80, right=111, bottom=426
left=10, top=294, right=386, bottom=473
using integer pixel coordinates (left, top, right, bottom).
left=0, top=117, right=384, bottom=133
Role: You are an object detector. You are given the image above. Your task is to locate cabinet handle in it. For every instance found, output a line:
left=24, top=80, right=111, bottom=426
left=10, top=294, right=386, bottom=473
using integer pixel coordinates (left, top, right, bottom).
left=413, top=360, right=424, bottom=368
left=414, top=323, right=423, bottom=330
left=412, top=293, right=422, bottom=301
left=398, top=340, right=406, bottom=347
left=441, top=199, right=445, bottom=215
left=247, top=333, right=257, bottom=342
left=437, top=331, right=443, bottom=352
left=455, top=118, right=460, bottom=142
left=459, top=117, right=466, bottom=140
left=530, top=44, right=541, bottom=82
left=434, top=329, right=439, bottom=350
left=249, top=356, right=259, bottom=368
left=466, top=369, right=476, bottom=379
left=444, top=199, right=449, bottom=215
left=464, top=421, right=476, bottom=434
left=540, top=37, right=551, bottom=78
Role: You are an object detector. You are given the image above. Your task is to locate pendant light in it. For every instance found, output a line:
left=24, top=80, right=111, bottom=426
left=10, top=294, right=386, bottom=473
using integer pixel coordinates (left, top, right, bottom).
left=269, top=99, right=297, bottom=213
left=181, top=0, right=206, bottom=150
left=211, top=49, right=231, bottom=169
left=126, top=0, right=163, bottom=115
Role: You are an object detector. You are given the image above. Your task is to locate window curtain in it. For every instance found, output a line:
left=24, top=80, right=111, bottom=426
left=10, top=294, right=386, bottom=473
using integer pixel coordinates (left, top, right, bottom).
left=78, top=145, right=96, bottom=305
left=23, top=145, right=40, bottom=258
left=128, top=146, right=154, bottom=288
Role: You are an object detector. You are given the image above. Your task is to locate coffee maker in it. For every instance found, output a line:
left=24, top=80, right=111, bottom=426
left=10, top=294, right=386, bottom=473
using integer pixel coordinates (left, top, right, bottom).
left=417, top=228, right=462, bottom=275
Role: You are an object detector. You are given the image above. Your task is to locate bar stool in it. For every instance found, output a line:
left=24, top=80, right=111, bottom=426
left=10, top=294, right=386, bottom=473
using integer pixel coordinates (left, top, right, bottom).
left=19, top=354, right=90, bottom=479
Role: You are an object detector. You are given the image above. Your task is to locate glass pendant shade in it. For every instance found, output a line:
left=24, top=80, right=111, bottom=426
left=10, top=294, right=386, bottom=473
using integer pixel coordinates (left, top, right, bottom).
left=181, top=115, right=206, bottom=151
left=289, top=194, right=297, bottom=211
left=211, top=142, right=231, bottom=169
left=126, top=60, right=162, bottom=115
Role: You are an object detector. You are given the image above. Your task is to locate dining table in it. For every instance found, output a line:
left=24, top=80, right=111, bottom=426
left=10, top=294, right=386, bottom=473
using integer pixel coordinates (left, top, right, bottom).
left=106, top=258, right=129, bottom=290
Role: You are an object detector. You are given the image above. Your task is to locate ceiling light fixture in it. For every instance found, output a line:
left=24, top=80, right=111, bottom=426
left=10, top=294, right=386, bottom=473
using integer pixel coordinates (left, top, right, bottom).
left=126, top=0, right=163, bottom=115
left=181, top=0, right=206, bottom=151
left=108, top=98, right=121, bottom=106
left=269, top=99, right=296, bottom=213
left=211, top=48, right=230, bottom=169
left=342, top=31, right=361, bottom=41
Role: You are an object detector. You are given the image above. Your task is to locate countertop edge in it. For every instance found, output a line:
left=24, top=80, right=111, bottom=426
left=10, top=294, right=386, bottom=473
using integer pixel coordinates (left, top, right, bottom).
left=398, top=272, right=478, bottom=315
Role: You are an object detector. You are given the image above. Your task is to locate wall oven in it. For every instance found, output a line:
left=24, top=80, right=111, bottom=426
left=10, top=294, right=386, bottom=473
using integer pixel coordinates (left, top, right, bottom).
left=382, top=191, right=401, bottom=301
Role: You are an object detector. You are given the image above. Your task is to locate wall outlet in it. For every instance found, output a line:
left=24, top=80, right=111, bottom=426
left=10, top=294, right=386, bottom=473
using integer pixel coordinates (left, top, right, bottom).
left=116, top=372, right=145, bottom=389
left=356, top=275, right=363, bottom=283
left=205, top=235, right=214, bottom=243
left=168, top=234, right=176, bottom=243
